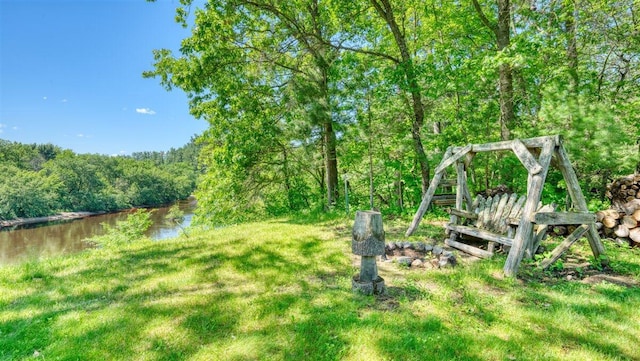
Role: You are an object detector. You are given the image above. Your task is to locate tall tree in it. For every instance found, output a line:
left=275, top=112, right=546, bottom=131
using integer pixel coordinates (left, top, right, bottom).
left=369, top=0, right=432, bottom=193
left=472, top=0, right=514, bottom=140
left=146, top=0, right=342, bottom=214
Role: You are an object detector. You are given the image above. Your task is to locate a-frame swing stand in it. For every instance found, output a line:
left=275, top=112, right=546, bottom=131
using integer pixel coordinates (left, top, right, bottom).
left=406, top=135, right=608, bottom=276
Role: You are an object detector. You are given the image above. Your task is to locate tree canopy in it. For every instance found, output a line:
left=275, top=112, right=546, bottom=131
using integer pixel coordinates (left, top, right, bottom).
left=0, top=139, right=201, bottom=220
left=146, top=0, right=640, bottom=225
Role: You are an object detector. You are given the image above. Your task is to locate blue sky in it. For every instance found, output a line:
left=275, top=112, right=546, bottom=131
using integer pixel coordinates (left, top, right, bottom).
left=0, top=0, right=208, bottom=155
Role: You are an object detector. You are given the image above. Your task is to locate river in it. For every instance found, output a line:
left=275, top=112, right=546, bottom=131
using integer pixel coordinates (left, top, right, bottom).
left=0, top=198, right=197, bottom=266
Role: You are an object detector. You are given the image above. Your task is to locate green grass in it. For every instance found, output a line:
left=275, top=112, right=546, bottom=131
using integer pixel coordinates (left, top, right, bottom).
left=1, top=216, right=639, bottom=361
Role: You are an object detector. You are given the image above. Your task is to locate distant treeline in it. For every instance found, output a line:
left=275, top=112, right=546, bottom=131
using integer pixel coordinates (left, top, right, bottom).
left=0, top=138, right=202, bottom=220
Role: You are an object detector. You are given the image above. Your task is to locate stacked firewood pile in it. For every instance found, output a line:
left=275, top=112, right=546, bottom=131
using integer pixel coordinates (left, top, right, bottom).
left=548, top=175, right=640, bottom=247
left=605, top=174, right=640, bottom=213
left=596, top=209, right=640, bottom=246
left=598, top=174, right=640, bottom=246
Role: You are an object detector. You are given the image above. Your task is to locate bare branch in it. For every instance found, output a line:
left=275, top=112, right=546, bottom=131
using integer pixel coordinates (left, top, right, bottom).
left=471, top=0, right=497, bottom=36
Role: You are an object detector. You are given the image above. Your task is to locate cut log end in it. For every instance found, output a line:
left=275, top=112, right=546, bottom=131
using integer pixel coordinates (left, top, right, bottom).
left=629, top=227, right=640, bottom=244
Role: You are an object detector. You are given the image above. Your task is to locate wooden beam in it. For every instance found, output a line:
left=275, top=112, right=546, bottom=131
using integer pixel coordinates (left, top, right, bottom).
left=447, top=224, right=513, bottom=246
left=539, top=225, right=589, bottom=270
left=445, top=237, right=494, bottom=258
left=555, top=141, right=608, bottom=265
left=451, top=135, right=560, bottom=153
left=450, top=161, right=467, bottom=228
left=405, top=148, right=453, bottom=236
left=491, top=193, right=511, bottom=230
left=478, top=196, right=494, bottom=229
left=529, top=204, right=556, bottom=256
left=533, top=212, right=596, bottom=225
left=484, top=195, right=502, bottom=229
left=448, top=208, right=478, bottom=220
left=497, top=193, right=519, bottom=233
left=458, top=162, right=474, bottom=211
left=435, top=145, right=472, bottom=174
left=504, top=137, right=555, bottom=277
left=512, top=139, right=543, bottom=175
left=507, top=195, right=526, bottom=221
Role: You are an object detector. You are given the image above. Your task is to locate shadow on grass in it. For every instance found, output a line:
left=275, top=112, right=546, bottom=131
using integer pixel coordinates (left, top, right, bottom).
left=2, top=219, right=639, bottom=361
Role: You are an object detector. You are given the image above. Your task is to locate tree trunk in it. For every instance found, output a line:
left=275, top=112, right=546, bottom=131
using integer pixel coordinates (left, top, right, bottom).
left=310, top=0, right=339, bottom=207
left=371, top=0, right=430, bottom=194
left=472, top=0, right=514, bottom=141
left=323, top=116, right=339, bottom=206
left=496, top=0, right=513, bottom=141
left=282, top=145, right=294, bottom=210
left=564, top=0, right=579, bottom=91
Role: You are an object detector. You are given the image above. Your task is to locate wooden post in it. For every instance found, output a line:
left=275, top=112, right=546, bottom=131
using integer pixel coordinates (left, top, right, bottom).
left=448, top=161, right=467, bottom=229
left=539, top=225, right=589, bottom=270
left=405, top=147, right=454, bottom=236
left=554, top=140, right=608, bottom=265
left=352, top=211, right=386, bottom=295
left=504, top=137, right=556, bottom=276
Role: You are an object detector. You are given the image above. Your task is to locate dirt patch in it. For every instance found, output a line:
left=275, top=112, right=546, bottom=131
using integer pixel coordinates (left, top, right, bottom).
left=520, top=255, right=639, bottom=287
left=581, top=273, right=639, bottom=287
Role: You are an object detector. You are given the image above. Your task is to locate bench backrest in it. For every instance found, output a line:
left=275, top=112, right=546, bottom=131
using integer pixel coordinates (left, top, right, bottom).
left=472, top=193, right=527, bottom=235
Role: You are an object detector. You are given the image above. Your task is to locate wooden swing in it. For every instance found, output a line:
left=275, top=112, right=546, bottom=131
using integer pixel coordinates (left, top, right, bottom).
left=405, top=135, right=608, bottom=276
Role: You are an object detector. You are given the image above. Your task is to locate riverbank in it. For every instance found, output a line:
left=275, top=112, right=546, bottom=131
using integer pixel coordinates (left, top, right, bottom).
left=0, top=211, right=104, bottom=229
left=1, top=216, right=639, bottom=360
left=0, top=196, right=198, bottom=230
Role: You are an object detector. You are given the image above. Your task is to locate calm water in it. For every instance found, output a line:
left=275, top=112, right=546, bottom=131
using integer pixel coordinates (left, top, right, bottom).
left=0, top=198, right=197, bottom=266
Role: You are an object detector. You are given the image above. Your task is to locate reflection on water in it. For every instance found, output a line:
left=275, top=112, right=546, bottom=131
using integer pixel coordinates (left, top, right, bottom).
left=0, top=198, right=196, bottom=266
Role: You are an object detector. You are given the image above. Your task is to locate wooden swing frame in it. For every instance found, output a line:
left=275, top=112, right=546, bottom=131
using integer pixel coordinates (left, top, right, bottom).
left=405, top=135, right=608, bottom=276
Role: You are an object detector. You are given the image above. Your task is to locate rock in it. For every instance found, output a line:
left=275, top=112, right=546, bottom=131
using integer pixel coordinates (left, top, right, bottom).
left=432, top=246, right=443, bottom=256
left=387, top=242, right=397, bottom=250
left=411, top=259, right=424, bottom=268
left=397, top=256, right=413, bottom=267
left=438, top=253, right=457, bottom=268
left=415, top=242, right=426, bottom=251
left=402, top=241, right=413, bottom=249
left=424, top=244, right=434, bottom=252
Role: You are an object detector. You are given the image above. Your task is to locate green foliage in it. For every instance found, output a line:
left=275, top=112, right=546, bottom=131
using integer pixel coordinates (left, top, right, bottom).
left=165, top=204, right=185, bottom=225
left=92, top=209, right=153, bottom=246
left=145, top=0, right=639, bottom=224
left=0, top=164, right=61, bottom=219
left=1, top=219, right=639, bottom=360
left=0, top=139, right=199, bottom=219
left=165, top=204, right=189, bottom=238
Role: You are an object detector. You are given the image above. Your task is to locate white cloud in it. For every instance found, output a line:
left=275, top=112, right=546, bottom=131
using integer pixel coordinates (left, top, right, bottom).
left=136, top=108, right=156, bottom=115
left=61, top=99, right=68, bottom=103
left=0, top=123, right=5, bottom=133
left=77, top=133, right=85, bottom=137
left=12, top=126, right=18, bottom=130
left=43, top=96, right=47, bottom=100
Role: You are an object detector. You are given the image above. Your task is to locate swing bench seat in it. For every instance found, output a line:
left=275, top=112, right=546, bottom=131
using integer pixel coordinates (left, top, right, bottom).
left=445, top=193, right=555, bottom=258
left=406, top=135, right=608, bottom=276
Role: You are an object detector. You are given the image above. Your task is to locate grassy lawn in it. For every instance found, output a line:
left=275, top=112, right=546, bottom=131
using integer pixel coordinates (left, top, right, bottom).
left=1, top=215, right=639, bottom=361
